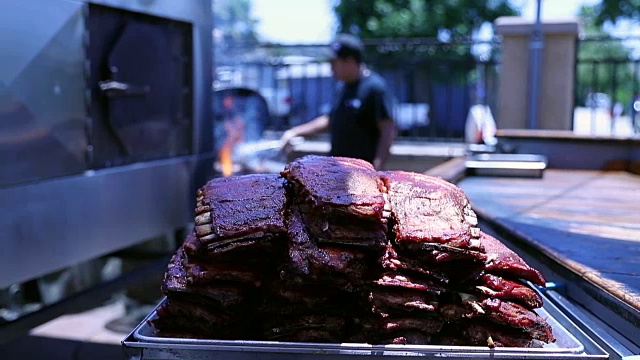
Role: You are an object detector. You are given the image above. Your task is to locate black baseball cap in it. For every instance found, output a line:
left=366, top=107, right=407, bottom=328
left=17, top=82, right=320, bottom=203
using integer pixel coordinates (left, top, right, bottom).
left=328, top=34, right=364, bottom=63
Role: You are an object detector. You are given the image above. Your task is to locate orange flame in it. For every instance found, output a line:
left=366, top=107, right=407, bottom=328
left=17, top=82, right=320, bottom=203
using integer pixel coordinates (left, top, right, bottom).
left=218, top=143, right=234, bottom=177
left=217, top=95, right=245, bottom=177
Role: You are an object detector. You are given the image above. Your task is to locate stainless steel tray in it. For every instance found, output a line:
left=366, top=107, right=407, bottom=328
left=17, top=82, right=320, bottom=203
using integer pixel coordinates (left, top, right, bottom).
left=123, top=289, right=609, bottom=359
left=465, top=154, right=548, bottom=178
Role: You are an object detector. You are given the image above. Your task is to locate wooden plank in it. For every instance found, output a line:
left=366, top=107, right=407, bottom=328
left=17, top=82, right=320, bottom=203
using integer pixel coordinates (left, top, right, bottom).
left=424, top=156, right=467, bottom=183
left=459, top=170, right=640, bottom=312
left=459, top=170, right=600, bottom=217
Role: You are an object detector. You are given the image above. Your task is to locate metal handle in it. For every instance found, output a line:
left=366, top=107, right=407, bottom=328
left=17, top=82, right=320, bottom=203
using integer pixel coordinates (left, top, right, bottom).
left=98, top=80, right=150, bottom=97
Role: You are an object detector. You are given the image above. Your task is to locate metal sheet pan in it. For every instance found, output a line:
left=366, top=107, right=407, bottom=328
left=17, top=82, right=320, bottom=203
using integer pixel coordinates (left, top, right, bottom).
left=124, top=294, right=597, bottom=359
left=465, top=153, right=548, bottom=178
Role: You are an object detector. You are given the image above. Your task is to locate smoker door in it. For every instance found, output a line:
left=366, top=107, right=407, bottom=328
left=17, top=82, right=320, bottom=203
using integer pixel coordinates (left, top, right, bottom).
left=87, top=4, right=193, bottom=168
left=0, top=0, right=87, bottom=187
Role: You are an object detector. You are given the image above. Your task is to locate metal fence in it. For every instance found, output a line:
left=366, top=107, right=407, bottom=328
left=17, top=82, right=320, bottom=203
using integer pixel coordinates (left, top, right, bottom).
left=214, top=35, right=640, bottom=141
left=215, top=38, right=501, bottom=142
left=575, top=35, right=640, bottom=134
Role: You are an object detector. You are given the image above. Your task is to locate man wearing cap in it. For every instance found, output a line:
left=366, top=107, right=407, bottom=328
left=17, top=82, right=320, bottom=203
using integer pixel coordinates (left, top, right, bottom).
left=280, top=34, right=396, bottom=170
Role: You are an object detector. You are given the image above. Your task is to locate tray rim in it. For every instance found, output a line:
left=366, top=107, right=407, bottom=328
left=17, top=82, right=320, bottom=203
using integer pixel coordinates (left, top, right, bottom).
left=126, top=293, right=585, bottom=356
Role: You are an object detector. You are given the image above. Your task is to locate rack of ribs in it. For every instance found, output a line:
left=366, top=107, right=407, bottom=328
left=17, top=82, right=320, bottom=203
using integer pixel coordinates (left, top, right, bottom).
left=153, top=155, right=555, bottom=348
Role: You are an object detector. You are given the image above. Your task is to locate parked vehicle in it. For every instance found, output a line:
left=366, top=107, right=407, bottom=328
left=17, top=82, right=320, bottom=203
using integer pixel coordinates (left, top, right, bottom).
left=266, top=58, right=333, bottom=127
left=214, top=57, right=330, bottom=128
left=259, top=79, right=292, bottom=120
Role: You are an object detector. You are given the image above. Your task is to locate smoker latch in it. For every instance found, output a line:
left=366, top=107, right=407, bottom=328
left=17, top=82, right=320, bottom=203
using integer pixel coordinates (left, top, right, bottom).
left=98, top=80, right=150, bottom=97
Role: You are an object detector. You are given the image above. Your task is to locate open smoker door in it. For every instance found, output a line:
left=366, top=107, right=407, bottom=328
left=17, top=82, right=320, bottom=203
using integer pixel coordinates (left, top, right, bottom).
left=88, top=5, right=193, bottom=168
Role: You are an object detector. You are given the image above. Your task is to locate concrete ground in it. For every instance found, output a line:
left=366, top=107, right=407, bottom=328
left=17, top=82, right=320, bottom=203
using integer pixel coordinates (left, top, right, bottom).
left=0, top=299, right=128, bottom=360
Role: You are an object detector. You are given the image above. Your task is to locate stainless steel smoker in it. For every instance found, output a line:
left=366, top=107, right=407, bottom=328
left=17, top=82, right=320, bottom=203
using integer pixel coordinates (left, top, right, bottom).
left=0, top=0, right=213, bottom=342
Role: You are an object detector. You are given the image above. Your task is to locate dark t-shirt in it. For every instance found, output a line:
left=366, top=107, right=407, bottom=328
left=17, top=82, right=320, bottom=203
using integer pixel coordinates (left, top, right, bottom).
left=329, top=72, right=393, bottom=164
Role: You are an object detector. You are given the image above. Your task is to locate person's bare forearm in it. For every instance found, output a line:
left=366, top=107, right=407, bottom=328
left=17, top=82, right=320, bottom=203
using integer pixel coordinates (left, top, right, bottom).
left=283, top=114, right=329, bottom=140
left=373, top=119, right=397, bottom=170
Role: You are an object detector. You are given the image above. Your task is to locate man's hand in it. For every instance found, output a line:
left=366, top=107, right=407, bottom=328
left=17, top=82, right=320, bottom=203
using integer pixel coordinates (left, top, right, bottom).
left=279, top=115, right=330, bottom=154
left=279, top=129, right=300, bottom=154
left=372, top=158, right=383, bottom=170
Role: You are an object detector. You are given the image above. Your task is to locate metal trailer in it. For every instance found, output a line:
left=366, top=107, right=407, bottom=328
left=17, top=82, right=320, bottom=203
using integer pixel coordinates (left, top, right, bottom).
left=0, top=0, right=213, bottom=341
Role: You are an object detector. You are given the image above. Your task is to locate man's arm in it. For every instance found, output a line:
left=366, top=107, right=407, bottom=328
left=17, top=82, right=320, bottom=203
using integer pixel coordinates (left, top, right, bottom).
left=280, top=114, right=330, bottom=147
left=372, top=118, right=397, bottom=170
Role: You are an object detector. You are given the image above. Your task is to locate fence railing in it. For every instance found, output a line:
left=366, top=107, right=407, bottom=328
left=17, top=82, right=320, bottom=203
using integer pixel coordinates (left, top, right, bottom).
left=574, top=35, right=640, bottom=135
left=214, top=35, right=640, bottom=141
left=215, top=38, right=501, bottom=142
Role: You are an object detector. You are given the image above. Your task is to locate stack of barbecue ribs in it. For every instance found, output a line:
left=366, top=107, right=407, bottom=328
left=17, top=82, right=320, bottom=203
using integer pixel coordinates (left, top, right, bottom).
left=154, top=174, right=289, bottom=339
left=152, top=155, right=555, bottom=347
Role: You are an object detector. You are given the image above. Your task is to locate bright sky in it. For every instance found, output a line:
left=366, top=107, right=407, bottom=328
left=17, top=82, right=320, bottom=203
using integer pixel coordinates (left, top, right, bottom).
left=251, top=0, right=335, bottom=44
left=251, top=0, right=621, bottom=44
left=516, top=0, right=600, bottom=22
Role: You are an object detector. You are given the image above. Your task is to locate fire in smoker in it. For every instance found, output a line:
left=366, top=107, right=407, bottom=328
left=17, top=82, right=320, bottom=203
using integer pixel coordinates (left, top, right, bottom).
left=214, top=89, right=286, bottom=177
left=216, top=94, right=245, bottom=177
left=154, top=155, right=556, bottom=347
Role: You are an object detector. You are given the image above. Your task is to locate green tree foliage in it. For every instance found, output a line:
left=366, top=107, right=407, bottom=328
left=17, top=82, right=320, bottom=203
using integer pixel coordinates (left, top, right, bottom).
left=213, top=0, right=259, bottom=65
left=213, top=0, right=258, bottom=44
left=576, top=5, right=637, bottom=106
left=333, top=0, right=517, bottom=38
left=594, top=0, right=640, bottom=25
left=332, top=0, right=518, bottom=83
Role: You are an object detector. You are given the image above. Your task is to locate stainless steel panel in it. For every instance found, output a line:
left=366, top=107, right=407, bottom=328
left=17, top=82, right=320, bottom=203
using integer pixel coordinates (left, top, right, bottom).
left=190, top=0, right=214, bottom=157
left=123, top=292, right=609, bottom=360
left=85, top=0, right=211, bottom=24
left=0, top=156, right=212, bottom=288
left=0, top=0, right=213, bottom=287
left=0, top=0, right=87, bottom=186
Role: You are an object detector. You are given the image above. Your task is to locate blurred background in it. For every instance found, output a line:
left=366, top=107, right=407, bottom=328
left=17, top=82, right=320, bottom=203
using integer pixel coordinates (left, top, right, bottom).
left=215, top=0, right=640, bottom=139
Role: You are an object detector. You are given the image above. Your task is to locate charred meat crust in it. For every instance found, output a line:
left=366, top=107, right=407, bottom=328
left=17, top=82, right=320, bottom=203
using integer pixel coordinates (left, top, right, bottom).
left=380, top=170, right=482, bottom=247
left=194, top=173, right=287, bottom=243
left=281, top=155, right=387, bottom=220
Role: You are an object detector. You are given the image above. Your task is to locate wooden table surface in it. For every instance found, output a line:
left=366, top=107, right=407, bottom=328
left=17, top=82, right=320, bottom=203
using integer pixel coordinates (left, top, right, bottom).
left=457, top=169, right=640, bottom=310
